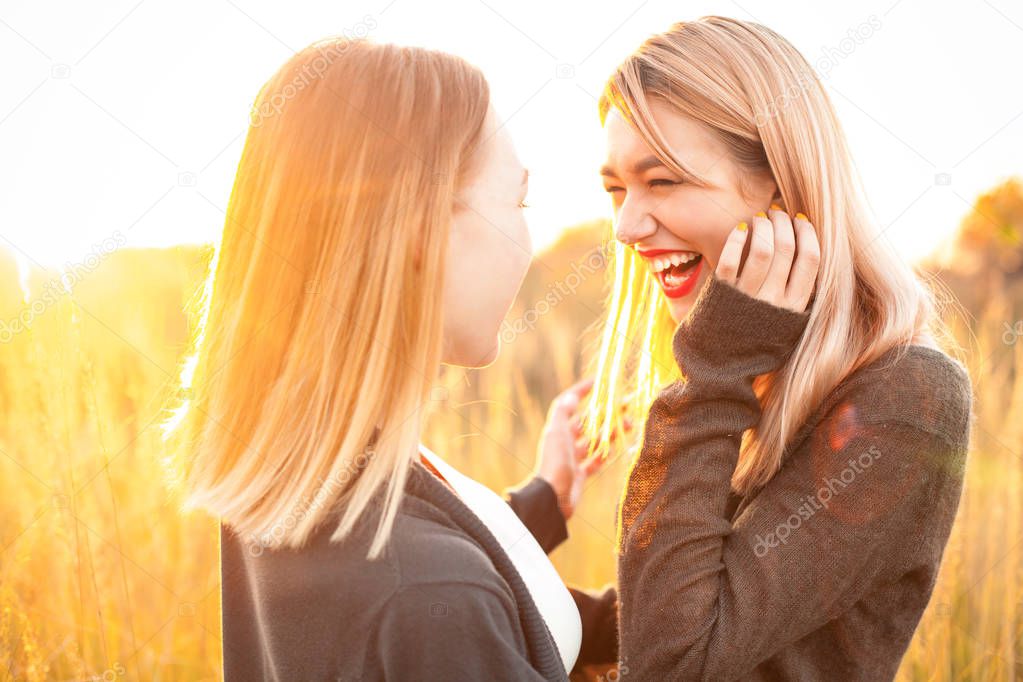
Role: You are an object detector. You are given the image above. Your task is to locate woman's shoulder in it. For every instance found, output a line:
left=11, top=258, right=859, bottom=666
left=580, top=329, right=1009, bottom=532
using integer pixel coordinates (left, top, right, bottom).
left=388, top=492, right=514, bottom=596
left=329, top=467, right=518, bottom=598
left=828, top=341, right=973, bottom=449
left=359, top=491, right=550, bottom=679
left=224, top=471, right=512, bottom=608
left=218, top=475, right=532, bottom=680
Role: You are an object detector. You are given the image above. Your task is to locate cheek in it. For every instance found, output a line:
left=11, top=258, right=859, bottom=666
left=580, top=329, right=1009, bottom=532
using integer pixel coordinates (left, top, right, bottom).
left=655, top=192, right=741, bottom=267
left=509, top=213, right=533, bottom=266
left=488, top=207, right=531, bottom=275
left=451, top=213, right=528, bottom=316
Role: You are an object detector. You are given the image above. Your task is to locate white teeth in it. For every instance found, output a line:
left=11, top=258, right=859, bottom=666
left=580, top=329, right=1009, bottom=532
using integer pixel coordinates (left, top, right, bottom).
left=649, top=251, right=699, bottom=272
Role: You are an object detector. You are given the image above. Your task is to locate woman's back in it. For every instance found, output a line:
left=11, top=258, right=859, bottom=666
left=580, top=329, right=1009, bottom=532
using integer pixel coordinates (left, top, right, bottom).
left=220, top=461, right=567, bottom=681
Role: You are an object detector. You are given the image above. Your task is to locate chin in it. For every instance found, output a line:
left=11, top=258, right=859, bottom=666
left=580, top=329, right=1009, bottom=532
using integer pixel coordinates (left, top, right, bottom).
left=667, top=299, right=692, bottom=324
left=453, top=337, right=500, bottom=369
left=664, top=267, right=711, bottom=323
left=665, top=286, right=700, bottom=323
left=474, top=340, right=500, bottom=368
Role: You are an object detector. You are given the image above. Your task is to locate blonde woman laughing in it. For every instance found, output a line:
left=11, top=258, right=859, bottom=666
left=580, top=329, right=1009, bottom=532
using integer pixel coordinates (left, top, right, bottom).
left=579, top=16, right=972, bottom=682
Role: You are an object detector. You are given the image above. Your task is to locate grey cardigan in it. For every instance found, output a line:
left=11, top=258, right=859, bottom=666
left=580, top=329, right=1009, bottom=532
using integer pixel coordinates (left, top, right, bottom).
left=220, top=461, right=618, bottom=681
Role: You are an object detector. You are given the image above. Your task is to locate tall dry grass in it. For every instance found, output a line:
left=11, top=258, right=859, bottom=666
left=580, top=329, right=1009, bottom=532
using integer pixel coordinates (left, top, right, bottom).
left=0, top=219, right=1019, bottom=681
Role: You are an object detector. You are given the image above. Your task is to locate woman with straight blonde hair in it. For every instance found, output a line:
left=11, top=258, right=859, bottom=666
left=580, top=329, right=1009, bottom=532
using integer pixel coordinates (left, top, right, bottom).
left=162, top=37, right=619, bottom=681
left=580, top=15, right=974, bottom=681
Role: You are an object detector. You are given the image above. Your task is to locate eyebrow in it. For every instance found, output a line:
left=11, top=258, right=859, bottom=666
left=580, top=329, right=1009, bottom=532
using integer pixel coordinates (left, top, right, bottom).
left=600, top=155, right=667, bottom=178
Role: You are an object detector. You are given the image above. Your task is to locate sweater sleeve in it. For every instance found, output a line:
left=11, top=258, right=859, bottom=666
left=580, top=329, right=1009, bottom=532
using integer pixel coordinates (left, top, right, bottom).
left=505, top=475, right=569, bottom=554
left=616, top=274, right=970, bottom=680
left=569, top=585, right=619, bottom=671
left=370, top=580, right=550, bottom=681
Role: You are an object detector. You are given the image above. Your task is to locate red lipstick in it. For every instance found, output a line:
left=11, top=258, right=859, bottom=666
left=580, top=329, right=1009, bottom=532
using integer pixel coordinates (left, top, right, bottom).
left=658, top=257, right=702, bottom=298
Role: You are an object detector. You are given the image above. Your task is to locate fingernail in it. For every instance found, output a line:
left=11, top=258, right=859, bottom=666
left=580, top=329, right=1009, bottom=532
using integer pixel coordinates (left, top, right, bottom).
left=770, top=203, right=782, bottom=211
left=755, top=211, right=767, bottom=218
left=795, top=212, right=808, bottom=222
left=737, top=221, right=748, bottom=231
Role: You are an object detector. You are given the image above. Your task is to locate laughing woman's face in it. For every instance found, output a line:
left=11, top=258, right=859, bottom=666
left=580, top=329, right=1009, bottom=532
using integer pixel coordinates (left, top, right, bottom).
left=601, top=99, right=780, bottom=322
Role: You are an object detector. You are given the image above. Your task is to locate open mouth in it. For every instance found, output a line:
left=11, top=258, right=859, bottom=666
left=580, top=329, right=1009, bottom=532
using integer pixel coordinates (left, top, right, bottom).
left=646, top=251, right=703, bottom=295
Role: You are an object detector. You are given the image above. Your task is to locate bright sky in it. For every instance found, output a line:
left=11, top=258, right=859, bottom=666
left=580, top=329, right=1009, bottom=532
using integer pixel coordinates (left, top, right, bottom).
left=1, top=0, right=1021, bottom=274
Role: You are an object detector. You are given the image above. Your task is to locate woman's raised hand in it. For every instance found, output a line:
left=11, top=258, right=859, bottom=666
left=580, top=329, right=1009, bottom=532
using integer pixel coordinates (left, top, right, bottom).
left=715, top=205, right=820, bottom=314
left=535, top=377, right=631, bottom=520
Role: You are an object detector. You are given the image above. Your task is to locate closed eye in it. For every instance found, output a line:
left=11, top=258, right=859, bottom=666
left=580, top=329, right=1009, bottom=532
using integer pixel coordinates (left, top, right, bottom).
left=604, top=179, right=680, bottom=194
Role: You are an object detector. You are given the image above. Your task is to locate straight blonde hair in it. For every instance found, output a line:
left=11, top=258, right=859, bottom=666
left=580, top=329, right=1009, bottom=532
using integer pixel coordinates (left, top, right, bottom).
left=585, top=16, right=960, bottom=497
left=161, top=38, right=491, bottom=559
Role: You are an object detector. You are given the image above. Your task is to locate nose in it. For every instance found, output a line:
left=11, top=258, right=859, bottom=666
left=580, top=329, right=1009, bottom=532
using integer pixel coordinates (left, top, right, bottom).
left=614, top=195, right=658, bottom=245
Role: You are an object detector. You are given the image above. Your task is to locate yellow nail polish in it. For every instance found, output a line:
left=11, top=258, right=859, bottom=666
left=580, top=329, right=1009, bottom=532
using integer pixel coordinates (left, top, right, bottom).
left=737, top=221, right=748, bottom=231
left=770, top=203, right=782, bottom=211
left=755, top=211, right=767, bottom=218
left=795, top=212, right=808, bottom=222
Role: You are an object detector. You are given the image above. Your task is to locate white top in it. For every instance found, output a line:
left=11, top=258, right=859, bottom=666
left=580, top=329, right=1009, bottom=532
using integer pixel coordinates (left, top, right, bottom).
left=418, top=444, right=582, bottom=674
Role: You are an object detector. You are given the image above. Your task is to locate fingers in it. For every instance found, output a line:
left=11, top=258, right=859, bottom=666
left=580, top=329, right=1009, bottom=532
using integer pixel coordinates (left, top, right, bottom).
left=718, top=206, right=819, bottom=313
left=566, top=377, right=594, bottom=400
left=557, top=376, right=630, bottom=429
left=785, top=213, right=821, bottom=312
left=580, top=453, right=605, bottom=477
left=759, top=208, right=796, bottom=302
left=571, top=412, right=631, bottom=452
left=734, top=213, right=774, bottom=297
left=551, top=392, right=579, bottom=424
left=550, top=376, right=593, bottom=419
left=715, top=222, right=749, bottom=285
left=557, top=378, right=636, bottom=471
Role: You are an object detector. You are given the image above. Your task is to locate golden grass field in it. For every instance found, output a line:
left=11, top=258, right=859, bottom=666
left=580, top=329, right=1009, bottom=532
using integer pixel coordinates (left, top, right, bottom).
left=0, top=191, right=1021, bottom=680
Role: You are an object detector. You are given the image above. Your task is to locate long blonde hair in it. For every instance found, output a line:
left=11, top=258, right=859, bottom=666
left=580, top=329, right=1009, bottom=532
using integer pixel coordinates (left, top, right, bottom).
left=585, top=16, right=959, bottom=497
left=161, top=38, right=491, bottom=559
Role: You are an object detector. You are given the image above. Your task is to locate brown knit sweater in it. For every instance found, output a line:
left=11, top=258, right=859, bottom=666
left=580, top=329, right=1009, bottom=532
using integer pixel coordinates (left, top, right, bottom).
left=614, top=274, right=973, bottom=681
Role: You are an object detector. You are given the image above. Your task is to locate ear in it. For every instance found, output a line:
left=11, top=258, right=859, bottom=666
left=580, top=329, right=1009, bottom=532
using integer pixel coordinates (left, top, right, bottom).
left=768, top=189, right=787, bottom=214
left=753, top=173, right=783, bottom=211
